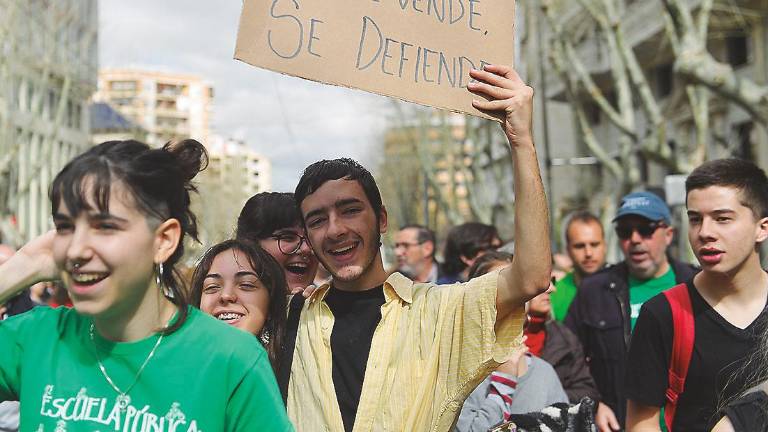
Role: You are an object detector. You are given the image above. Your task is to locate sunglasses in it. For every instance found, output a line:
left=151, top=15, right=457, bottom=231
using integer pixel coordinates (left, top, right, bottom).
left=615, top=221, right=666, bottom=240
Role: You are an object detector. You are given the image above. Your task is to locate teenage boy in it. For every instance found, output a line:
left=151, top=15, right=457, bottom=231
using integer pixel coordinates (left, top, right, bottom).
left=284, top=65, right=552, bottom=432
left=625, top=158, right=768, bottom=431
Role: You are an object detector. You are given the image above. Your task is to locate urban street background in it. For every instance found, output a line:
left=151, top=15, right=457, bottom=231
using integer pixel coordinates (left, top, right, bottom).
left=0, top=0, right=766, bottom=266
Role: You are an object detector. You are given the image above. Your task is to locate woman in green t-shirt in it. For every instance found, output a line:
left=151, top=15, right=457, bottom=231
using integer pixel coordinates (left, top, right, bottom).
left=0, top=139, right=292, bottom=431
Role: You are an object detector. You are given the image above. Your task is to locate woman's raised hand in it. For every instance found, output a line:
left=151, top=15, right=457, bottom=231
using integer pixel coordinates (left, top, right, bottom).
left=0, top=230, right=59, bottom=304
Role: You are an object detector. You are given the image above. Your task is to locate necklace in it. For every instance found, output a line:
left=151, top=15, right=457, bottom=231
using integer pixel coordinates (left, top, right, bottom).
left=89, top=323, right=166, bottom=412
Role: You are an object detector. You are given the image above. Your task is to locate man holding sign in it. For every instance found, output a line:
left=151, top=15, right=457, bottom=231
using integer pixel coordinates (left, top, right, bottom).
left=280, top=65, right=552, bottom=432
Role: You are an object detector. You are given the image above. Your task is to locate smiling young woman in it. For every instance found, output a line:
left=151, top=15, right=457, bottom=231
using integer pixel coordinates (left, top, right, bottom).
left=190, top=238, right=287, bottom=371
left=0, top=140, right=292, bottom=431
left=236, top=192, right=319, bottom=294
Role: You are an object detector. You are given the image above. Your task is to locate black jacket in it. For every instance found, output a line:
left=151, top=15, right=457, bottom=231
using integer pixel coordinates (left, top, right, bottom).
left=539, top=320, right=600, bottom=403
left=4, top=290, right=33, bottom=317
left=563, top=259, right=699, bottom=425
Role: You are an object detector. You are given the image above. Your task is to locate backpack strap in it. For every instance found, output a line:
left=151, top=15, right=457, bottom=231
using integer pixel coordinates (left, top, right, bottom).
left=662, top=283, right=695, bottom=431
left=278, top=294, right=305, bottom=405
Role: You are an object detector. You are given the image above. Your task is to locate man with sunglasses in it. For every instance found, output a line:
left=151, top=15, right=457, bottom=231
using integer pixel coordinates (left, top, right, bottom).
left=565, top=191, right=698, bottom=431
left=393, top=224, right=441, bottom=283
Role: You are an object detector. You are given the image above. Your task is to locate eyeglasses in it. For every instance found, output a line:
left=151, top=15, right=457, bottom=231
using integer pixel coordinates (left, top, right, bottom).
left=615, top=221, right=666, bottom=240
left=272, top=233, right=308, bottom=255
left=394, top=241, right=423, bottom=250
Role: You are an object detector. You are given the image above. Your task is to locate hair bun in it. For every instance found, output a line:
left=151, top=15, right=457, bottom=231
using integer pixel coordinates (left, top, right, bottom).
left=163, top=139, right=209, bottom=182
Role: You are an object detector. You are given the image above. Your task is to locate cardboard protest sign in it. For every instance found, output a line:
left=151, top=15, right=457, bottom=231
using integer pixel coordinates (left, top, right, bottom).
left=234, top=0, right=515, bottom=120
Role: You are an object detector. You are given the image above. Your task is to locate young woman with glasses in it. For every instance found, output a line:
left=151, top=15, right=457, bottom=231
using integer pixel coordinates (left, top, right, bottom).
left=236, top=192, right=319, bottom=294
left=0, top=140, right=292, bottom=431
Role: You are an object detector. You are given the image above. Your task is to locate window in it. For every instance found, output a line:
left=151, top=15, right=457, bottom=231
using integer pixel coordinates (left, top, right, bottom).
left=733, top=121, right=754, bottom=160
left=111, top=81, right=137, bottom=91
left=654, top=63, right=674, bottom=98
left=585, top=101, right=601, bottom=125
left=726, top=35, right=749, bottom=67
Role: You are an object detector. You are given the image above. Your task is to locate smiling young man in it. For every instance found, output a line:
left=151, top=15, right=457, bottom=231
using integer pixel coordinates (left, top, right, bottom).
left=282, top=65, right=552, bottom=432
left=625, top=159, right=768, bottom=431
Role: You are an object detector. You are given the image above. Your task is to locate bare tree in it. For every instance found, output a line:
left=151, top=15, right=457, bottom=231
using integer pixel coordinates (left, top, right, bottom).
left=379, top=101, right=517, bottom=240
left=540, top=0, right=766, bottom=191
left=662, top=0, right=768, bottom=125
left=533, top=0, right=768, bottom=260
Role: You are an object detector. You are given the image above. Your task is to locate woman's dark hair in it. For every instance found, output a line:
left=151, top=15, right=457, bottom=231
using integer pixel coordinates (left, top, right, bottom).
left=294, top=158, right=383, bottom=223
left=442, top=222, right=500, bottom=276
left=236, top=192, right=302, bottom=241
left=467, top=251, right=513, bottom=279
left=190, top=239, right=287, bottom=371
left=50, top=139, right=207, bottom=333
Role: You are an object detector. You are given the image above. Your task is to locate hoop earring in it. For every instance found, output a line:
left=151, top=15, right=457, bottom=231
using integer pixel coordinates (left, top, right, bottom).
left=156, top=262, right=174, bottom=299
left=259, top=328, right=271, bottom=345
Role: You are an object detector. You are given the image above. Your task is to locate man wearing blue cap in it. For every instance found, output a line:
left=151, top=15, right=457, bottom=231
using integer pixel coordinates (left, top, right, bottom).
left=564, top=191, right=698, bottom=431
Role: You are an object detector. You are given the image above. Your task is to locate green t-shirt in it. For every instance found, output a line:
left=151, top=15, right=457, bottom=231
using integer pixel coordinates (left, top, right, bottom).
left=0, top=307, right=293, bottom=432
left=552, top=272, right=578, bottom=322
left=629, top=267, right=676, bottom=330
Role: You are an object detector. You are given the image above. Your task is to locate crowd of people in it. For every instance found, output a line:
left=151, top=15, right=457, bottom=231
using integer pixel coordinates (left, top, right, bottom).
left=0, top=64, right=766, bottom=432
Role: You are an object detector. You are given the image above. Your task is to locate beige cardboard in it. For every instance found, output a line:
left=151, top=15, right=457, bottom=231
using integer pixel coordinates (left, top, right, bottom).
left=234, top=0, right=515, bottom=120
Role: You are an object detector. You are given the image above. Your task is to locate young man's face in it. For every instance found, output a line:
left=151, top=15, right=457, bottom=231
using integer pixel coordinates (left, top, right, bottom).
left=687, top=185, right=768, bottom=275
left=300, top=179, right=387, bottom=287
left=566, top=220, right=606, bottom=276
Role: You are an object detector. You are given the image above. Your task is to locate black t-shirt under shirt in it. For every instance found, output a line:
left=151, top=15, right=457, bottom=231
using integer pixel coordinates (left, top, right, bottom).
left=625, top=280, right=768, bottom=431
left=324, top=284, right=386, bottom=432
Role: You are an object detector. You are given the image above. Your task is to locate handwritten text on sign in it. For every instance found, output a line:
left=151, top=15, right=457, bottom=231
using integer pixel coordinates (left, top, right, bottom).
left=235, top=0, right=516, bottom=119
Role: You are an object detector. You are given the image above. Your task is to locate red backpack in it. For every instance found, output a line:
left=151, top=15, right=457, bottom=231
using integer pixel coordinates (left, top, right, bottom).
left=662, top=283, right=695, bottom=431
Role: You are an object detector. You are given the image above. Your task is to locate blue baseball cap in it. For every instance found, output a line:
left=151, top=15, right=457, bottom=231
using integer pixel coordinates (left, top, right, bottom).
left=613, top=191, right=671, bottom=224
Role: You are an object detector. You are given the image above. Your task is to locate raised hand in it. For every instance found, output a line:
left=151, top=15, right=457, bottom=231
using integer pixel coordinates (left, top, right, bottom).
left=467, top=65, right=534, bottom=149
left=0, top=230, right=60, bottom=304
left=17, top=230, right=59, bottom=282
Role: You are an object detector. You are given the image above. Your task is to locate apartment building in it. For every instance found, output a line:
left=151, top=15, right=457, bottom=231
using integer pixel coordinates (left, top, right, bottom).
left=194, top=135, right=272, bottom=246
left=95, top=68, right=213, bottom=146
left=0, top=0, right=98, bottom=244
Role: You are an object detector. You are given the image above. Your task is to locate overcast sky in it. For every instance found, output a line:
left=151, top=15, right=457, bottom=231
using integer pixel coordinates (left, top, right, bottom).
left=99, top=1, right=390, bottom=191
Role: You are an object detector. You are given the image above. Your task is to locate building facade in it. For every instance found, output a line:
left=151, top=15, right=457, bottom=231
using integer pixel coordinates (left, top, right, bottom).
left=514, top=0, right=768, bottom=255
left=0, top=0, right=98, bottom=244
left=94, top=68, right=213, bottom=146
left=89, top=102, right=148, bottom=144
left=193, top=135, right=272, bottom=247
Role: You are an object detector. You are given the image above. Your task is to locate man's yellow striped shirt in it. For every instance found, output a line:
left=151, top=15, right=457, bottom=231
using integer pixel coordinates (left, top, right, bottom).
left=287, top=270, right=525, bottom=432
